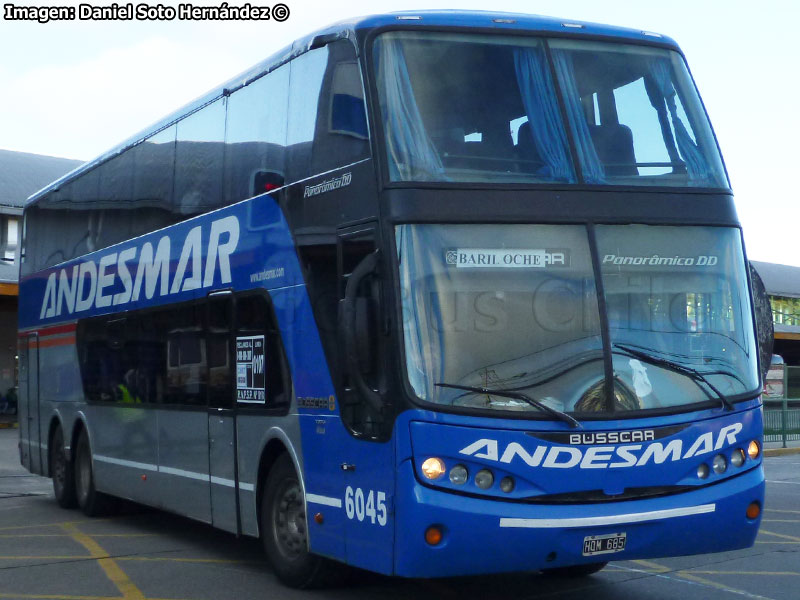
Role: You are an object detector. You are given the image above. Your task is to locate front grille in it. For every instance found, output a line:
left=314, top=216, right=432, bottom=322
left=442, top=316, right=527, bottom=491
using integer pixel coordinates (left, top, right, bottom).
left=521, top=485, right=694, bottom=504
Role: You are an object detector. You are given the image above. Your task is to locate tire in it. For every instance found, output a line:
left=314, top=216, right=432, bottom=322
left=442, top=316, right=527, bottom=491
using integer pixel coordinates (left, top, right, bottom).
left=542, top=562, right=608, bottom=577
left=74, top=432, right=114, bottom=517
left=260, top=454, right=347, bottom=588
left=50, top=426, right=77, bottom=509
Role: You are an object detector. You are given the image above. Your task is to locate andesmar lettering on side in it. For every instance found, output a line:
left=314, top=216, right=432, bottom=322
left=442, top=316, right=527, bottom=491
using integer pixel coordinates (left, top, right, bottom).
left=39, top=216, right=240, bottom=320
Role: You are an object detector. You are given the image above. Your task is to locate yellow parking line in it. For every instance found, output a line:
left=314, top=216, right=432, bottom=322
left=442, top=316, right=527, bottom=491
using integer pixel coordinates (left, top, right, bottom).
left=759, top=529, right=800, bottom=542
left=633, top=559, right=670, bottom=572
left=61, top=524, right=145, bottom=600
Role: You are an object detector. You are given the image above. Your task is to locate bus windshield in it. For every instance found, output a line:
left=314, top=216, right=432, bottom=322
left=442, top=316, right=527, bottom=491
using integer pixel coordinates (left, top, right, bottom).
left=396, top=224, right=759, bottom=416
left=374, top=32, right=728, bottom=188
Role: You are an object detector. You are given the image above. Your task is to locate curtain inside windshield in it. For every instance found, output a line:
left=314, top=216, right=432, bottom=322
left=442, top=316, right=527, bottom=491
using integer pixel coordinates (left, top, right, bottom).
left=374, top=32, right=728, bottom=188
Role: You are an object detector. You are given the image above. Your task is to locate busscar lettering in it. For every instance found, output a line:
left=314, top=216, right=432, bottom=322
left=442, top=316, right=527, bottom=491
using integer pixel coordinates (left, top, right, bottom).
left=39, top=216, right=240, bottom=319
left=460, top=423, right=745, bottom=469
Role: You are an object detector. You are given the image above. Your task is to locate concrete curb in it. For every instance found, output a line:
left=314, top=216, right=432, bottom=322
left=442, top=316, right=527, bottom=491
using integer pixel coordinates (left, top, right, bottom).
left=764, top=447, right=800, bottom=457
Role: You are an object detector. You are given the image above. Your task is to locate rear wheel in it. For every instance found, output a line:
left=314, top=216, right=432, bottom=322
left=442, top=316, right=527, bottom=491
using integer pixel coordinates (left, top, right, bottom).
left=542, top=562, right=608, bottom=577
left=260, top=454, right=346, bottom=588
left=74, top=432, right=114, bottom=517
left=50, top=426, right=77, bottom=509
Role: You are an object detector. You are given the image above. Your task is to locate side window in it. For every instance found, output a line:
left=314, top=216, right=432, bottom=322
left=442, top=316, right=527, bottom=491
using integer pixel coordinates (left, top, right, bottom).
left=96, top=152, right=136, bottom=249
left=329, top=61, right=369, bottom=139
left=208, top=294, right=233, bottom=408
left=164, top=303, right=207, bottom=405
left=287, top=40, right=369, bottom=182
left=225, top=63, right=289, bottom=203
left=133, top=125, right=176, bottom=233
left=235, top=294, right=288, bottom=407
left=175, top=100, right=226, bottom=217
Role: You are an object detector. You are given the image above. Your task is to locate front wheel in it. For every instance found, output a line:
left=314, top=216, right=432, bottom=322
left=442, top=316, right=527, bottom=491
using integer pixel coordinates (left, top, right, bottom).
left=542, top=562, right=608, bottom=577
left=74, top=432, right=114, bottom=517
left=50, top=426, right=77, bottom=509
left=260, top=454, right=346, bottom=588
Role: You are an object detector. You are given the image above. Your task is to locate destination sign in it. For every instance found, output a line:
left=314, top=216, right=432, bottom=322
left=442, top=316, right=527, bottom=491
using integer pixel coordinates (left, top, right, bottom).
left=445, top=249, right=569, bottom=268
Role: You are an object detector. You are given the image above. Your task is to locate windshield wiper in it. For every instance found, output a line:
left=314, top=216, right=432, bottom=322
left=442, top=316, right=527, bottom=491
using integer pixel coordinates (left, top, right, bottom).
left=434, top=382, right=582, bottom=428
left=613, top=343, right=734, bottom=411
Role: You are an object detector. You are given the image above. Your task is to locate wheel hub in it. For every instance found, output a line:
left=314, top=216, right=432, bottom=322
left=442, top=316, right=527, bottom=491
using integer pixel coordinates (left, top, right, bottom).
left=273, top=481, right=306, bottom=560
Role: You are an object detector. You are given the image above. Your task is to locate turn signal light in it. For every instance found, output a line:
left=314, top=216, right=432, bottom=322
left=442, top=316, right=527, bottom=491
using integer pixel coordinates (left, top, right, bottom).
left=746, top=502, right=761, bottom=520
left=425, top=526, right=443, bottom=545
left=747, top=440, right=761, bottom=460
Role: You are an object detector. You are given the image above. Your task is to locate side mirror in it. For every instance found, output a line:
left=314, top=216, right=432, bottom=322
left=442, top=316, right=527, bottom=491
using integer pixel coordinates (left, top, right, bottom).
left=340, top=250, right=383, bottom=412
left=749, top=262, right=774, bottom=383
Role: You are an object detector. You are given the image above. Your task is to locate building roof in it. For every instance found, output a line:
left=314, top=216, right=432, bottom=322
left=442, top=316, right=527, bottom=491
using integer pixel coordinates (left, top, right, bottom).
left=0, top=149, right=83, bottom=211
left=0, top=150, right=83, bottom=284
left=751, top=261, right=800, bottom=299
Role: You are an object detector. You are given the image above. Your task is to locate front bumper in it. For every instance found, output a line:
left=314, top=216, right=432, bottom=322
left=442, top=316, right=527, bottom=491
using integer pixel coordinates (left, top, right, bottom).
left=394, top=460, right=764, bottom=577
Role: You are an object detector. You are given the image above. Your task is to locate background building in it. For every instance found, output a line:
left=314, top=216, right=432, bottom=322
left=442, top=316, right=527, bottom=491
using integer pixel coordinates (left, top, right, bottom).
left=0, top=150, right=83, bottom=397
left=750, top=260, right=800, bottom=366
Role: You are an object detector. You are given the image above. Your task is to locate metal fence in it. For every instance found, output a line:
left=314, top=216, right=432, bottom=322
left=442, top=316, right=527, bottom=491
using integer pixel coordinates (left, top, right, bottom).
left=762, top=366, right=800, bottom=446
left=763, top=398, right=800, bottom=446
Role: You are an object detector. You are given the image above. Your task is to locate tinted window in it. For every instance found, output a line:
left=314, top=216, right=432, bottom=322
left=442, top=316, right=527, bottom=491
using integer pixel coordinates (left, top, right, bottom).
left=175, top=100, right=226, bottom=216
left=225, top=64, right=289, bottom=203
left=236, top=294, right=287, bottom=406
left=287, top=40, right=369, bottom=181
left=133, top=126, right=175, bottom=214
left=76, top=295, right=289, bottom=408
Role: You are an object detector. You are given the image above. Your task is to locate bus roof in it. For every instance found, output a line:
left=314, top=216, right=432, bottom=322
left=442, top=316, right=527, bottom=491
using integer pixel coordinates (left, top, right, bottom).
left=26, top=10, right=679, bottom=206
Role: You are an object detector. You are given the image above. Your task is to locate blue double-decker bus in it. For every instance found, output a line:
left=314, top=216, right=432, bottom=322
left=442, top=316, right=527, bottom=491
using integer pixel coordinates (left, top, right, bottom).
left=18, top=11, right=764, bottom=587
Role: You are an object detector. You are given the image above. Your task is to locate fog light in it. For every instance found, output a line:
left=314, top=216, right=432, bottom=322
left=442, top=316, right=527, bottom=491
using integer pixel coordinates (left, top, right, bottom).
left=748, top=440, right=761, bottom=460
left=731, top=448, right=746, bottom=468
left=697, top=463, right=710, bottom=479
left=421, top=457, right=445, bottom=480
left=475, top=469, right=494, bottom=490
left=712, top=454, right=727, bottom=474
left=746, top=502, right=761, bottom=520
left=425, top=526, right=443, bottom=545
left=499, top=476, right=515, bottom=493
left=449, top=465, right=468, bottom=485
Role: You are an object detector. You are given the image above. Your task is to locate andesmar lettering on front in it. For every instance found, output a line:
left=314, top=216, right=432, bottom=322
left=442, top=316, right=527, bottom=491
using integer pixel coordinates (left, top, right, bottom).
left=460, top=423, right=743, bottom=469
left=39, top=215, right=240, bottom=320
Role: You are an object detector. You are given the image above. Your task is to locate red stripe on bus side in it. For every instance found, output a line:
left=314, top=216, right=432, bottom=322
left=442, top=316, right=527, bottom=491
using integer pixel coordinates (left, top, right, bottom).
left=18, top=323, right=78, bottom=339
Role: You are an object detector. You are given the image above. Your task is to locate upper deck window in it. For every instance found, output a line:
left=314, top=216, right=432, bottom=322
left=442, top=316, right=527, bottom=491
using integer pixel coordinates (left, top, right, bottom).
left=549, top=39, right=728, bottom=188
left=373, top=32, right=728, bottom=189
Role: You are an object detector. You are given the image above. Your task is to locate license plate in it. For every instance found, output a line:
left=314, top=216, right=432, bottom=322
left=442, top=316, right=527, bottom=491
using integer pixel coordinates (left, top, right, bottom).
left=582, top=532, right=626, bottom=556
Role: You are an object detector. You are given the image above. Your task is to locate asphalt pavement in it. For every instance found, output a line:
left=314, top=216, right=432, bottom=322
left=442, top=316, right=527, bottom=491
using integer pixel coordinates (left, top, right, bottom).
left=1, top=427, right=798, bottom=600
